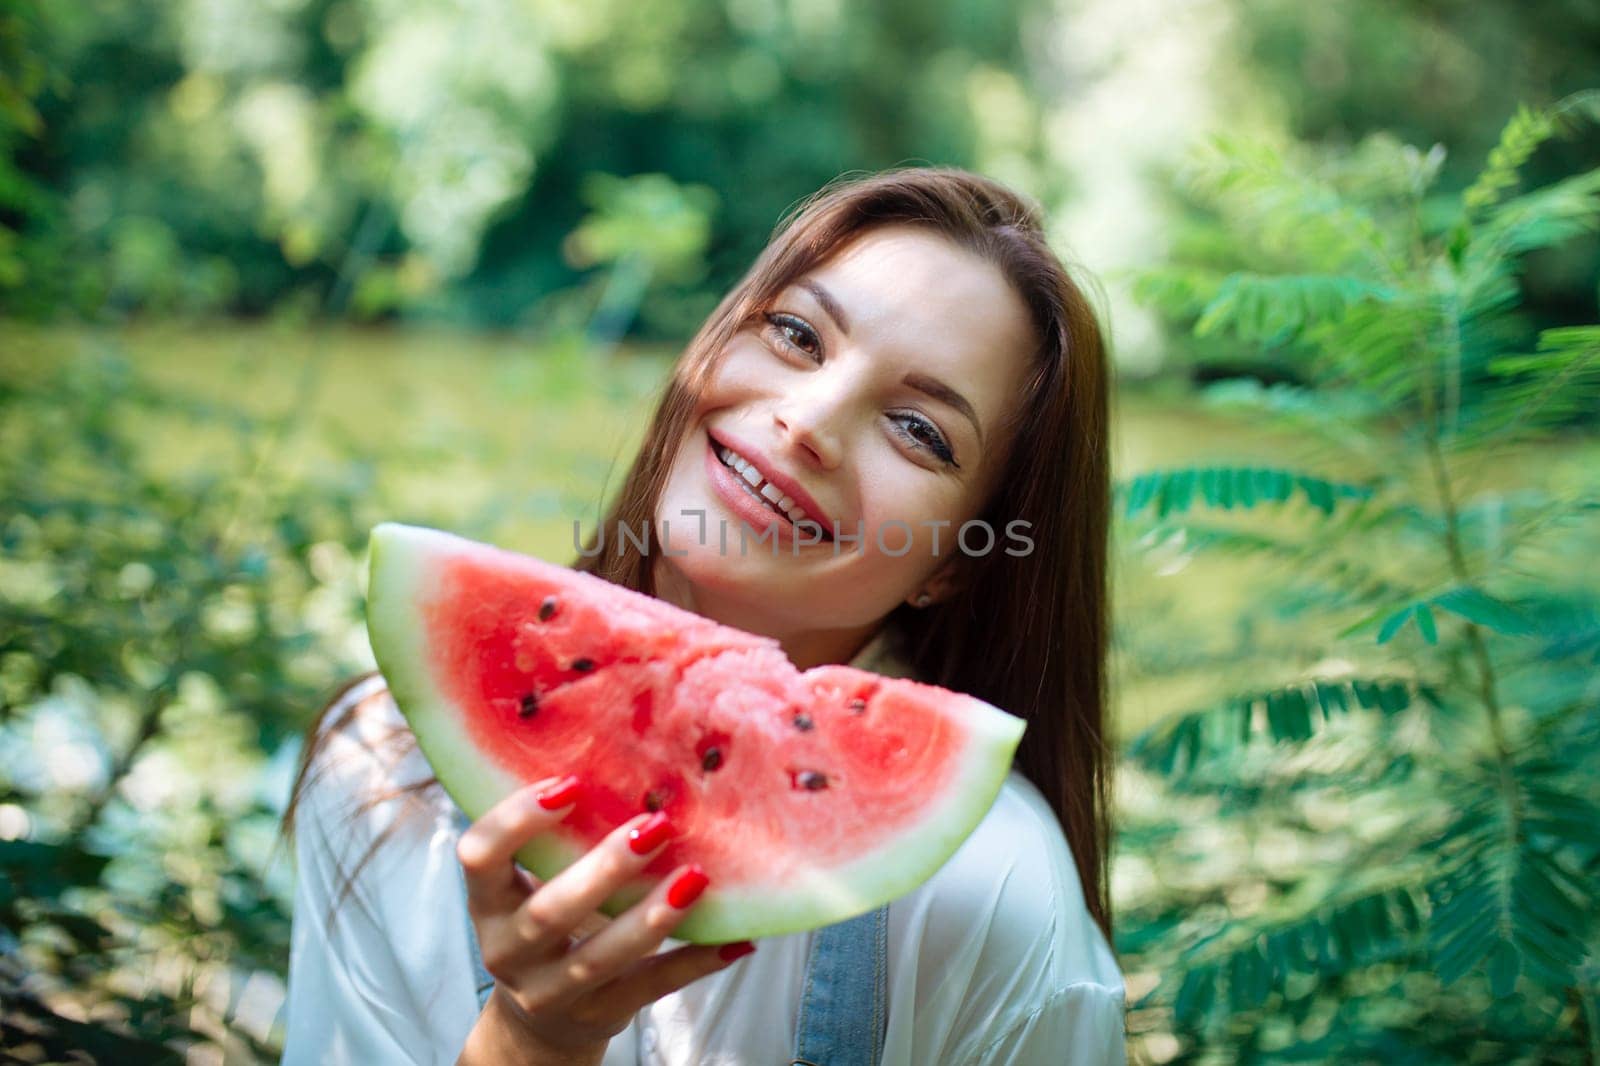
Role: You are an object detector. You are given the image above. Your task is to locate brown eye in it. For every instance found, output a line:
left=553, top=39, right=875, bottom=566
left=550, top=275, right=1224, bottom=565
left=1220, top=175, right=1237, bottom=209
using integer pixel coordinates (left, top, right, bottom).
left=891, top=413, right=958, bottom=467
left=764, top=312, right=822, bottom=361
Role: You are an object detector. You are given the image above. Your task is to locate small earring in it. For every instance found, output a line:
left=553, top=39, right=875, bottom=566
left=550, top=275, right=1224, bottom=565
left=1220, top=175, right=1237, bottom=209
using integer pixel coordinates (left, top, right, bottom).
left=914, top=593, right=932, bottom=608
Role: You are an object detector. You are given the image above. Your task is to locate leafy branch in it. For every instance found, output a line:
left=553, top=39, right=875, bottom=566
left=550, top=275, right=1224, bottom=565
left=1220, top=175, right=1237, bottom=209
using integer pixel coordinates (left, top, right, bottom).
left=1119, top=95, right=1600, bottom=1059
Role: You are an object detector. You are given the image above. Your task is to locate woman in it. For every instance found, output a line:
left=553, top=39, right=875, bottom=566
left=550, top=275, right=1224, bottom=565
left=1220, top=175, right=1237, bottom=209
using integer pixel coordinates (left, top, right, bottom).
left=281, top=167, right=1124, bottom=1065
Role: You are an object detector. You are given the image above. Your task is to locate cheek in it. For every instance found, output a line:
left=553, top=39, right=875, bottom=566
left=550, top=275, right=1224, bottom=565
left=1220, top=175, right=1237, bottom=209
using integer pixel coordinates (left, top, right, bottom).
left=699, top=336, right=771, bottom=402
left=852, top=475, right=975, bottom=565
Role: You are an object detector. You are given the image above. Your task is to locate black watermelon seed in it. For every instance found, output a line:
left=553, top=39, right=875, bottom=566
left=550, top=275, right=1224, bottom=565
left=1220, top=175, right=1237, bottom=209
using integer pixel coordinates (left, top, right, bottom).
left=701, top=747, right=723, bottom=772
left=795, top=770, right=829, bottom=791
left=848, top=698, right=867, bottom=714
left=571, top=657, right=595, bottom=673
left=792, top=713, right=814, bottom=732
left=538, top=595, right=558, bottom=621
left=643, top=789, right=666, bottom=812
left=518, top=693, right=539, bottom=718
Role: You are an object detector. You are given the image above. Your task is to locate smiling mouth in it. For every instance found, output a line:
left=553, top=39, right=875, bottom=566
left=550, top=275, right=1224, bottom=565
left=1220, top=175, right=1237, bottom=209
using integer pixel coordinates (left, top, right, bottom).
left=710, top=440, right=833, bottom=541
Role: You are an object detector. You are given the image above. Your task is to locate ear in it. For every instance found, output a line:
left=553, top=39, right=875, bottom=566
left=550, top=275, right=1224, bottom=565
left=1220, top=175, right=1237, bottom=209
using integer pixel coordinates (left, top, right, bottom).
left=907, top=555, right=968, bottom=607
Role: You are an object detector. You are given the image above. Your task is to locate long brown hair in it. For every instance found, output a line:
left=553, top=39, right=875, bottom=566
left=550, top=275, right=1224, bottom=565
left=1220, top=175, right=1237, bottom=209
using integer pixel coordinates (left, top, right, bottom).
left=282, top=166, right=1115, bottom=941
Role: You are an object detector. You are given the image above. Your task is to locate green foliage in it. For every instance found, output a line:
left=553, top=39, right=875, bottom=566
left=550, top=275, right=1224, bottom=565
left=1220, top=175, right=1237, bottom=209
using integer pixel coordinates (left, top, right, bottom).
left=1464, top=93, right=1600, bottom=213
left=1119, top=98, right=1600, bottom=1060
left=0, top=1, right=58, bottom=295
left=0, top=320, right=669, bottom=1059
left=543, top=172, right=721, bottom=349
left=0, top=346, right=384, bottom=1056
left=1118, top=465, right=1374, bottom=519
left=1228, top=0, right=1600, bottom=368
left=1129, top=677, right=1435, bottom=776
left=1, top=0, right=1044, bottom=328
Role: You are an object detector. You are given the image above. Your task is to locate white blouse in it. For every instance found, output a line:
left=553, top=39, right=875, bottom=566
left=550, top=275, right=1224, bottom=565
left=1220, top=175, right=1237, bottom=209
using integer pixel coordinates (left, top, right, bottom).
left=283, top=636, right=1127, bottom=1065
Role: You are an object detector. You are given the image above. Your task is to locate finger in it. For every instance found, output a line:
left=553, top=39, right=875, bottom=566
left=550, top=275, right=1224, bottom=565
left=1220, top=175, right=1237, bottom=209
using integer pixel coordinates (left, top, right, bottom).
left=543, top=863, right=710, bottom=991
left=602, top=939, right=756, bottom=1019
left=512, top=811, right=673, bottom=954
left=457, top=775, right=581, bottom=911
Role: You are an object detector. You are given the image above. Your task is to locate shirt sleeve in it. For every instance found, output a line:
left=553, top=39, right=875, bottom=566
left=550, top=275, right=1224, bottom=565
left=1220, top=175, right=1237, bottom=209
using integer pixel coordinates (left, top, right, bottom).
left=281, top=698, right=480, bottom=1066
left=970, top=982, right=1127, bottom=1066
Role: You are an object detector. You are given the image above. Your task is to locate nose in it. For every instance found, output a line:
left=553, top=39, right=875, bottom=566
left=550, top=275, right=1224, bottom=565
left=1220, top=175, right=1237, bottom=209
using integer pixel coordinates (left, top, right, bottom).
left=773, top=386, right=846, bottom=470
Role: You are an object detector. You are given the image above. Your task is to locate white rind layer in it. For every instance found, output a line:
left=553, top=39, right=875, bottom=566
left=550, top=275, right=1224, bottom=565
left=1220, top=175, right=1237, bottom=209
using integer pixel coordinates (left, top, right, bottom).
left=365, top=521, right=1026, bottom=944
left=366, top=524, right=530, bottom=823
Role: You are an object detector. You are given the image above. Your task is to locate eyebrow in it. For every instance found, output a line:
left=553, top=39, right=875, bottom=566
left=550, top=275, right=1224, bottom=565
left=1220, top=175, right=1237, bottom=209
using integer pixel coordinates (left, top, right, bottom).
left=801, top=280, right=850, bottom=335
left=905, top=372, right=983, bottom=447
left=800, top=279, right=985, bottom=448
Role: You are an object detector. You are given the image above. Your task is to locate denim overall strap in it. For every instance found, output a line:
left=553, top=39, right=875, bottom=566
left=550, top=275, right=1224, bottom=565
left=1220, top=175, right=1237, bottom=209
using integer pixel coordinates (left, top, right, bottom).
left=791, top=905, right=890, bottom=1066
left=452, top=808, right=498, bottom=1011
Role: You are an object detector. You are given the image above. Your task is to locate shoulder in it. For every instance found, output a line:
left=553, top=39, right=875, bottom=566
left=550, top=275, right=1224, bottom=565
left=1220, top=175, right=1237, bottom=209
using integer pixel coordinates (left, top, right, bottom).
left=293, top=675, right=457, bottom=872
left=284, top=678, right=483, bottom=1060
left=894, top=770, right=1124, bottom=999
left=304, top=675, right=433, bottom=792
left=289, top=674, right=475, bottom=985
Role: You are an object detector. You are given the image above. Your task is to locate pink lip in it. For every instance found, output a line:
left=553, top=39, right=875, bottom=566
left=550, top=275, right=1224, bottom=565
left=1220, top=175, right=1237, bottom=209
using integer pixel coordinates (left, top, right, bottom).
left=703, top=438, right=808, bottom=545
left=707, top=427, right=837, bottom=534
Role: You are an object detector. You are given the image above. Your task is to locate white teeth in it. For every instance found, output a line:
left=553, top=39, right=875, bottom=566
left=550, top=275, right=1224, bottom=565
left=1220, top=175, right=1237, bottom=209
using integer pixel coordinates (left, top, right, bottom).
left=715, top=440, right=828, bottom=535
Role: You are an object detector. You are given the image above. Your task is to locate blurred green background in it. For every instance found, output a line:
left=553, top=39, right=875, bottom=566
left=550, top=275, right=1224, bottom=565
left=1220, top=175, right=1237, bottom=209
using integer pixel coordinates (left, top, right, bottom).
left=3, top=0, right=1599, bottom=1061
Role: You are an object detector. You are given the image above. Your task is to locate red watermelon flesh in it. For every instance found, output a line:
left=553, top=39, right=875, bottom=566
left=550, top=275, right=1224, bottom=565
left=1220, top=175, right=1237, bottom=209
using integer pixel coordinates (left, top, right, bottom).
left=365, top=522, right=1026, bottom=943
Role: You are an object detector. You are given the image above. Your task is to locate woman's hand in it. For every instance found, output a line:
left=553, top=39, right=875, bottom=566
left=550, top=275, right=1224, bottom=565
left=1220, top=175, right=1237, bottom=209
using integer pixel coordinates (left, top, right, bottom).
left=453, top=776, right=754, bottom=1066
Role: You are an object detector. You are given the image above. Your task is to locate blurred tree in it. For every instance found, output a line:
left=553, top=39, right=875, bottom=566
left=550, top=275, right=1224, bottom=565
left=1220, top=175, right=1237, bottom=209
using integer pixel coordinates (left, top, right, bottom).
left=1, top=0, right=1049, bottom=330
left=0, top=344, right=386, bottom=1059
left=559, top=172, right=719, bottom=351
left=0, top=1, right=69, bottom=310
left=1226, top=0, right=1600, bottom=357
left=1117, top=94, right=1600, bottom=1061
left=450, top=0, right=1048, bottom=330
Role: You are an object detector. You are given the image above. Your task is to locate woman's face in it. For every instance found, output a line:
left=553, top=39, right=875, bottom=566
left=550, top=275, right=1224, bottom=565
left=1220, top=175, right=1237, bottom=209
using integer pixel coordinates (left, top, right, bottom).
left=653, top=224, right=1037, bottom=660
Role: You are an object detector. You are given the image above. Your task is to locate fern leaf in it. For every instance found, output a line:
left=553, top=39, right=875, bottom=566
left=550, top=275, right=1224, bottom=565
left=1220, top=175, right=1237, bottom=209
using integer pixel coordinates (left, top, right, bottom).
left=1464, top=89, right=1600, bottom=213
left=1479, top=167, right=1600, bottom=259
left=1130, top=265, right=1228, bottom=318
left=1469, top=326, right=1600, bottom=444
left=1463, top=104, right=1560, bottom=213
left=1489, top=325, right=1600, bottom=377
left=1118, top=466, right=1374, bottom=520
left=1376, top=604, right=1416, bottom=645
left=1415, top=603, right=1439, bottom=644
left=1167, top=885, right=1426, bottom=1025
left=1430, top=586, right=1534, bottom=636
left=1127, top=675, right=1434, bottom=775
left=1348, top=587, right=1536, bottom=644
left=1428, top=842, right=1590, bottom=994
left=1453, top=242, right=1524, bottom=327
left=1180, top=134, right=1403, bottom=274
left=1193, top=273, right=1395, bottom=346
left=1305, top=296, right=1438, bottom=401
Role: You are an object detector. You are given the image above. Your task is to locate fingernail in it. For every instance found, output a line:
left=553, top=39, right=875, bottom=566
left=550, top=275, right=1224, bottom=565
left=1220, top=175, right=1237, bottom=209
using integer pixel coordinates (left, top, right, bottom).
left=666, top=865, right=709, bottom=909
left=536, top=776, right=581, bottom=811
left=628, top=812, right=673, bottom=855
left=717, top=941, right=755, bottom=962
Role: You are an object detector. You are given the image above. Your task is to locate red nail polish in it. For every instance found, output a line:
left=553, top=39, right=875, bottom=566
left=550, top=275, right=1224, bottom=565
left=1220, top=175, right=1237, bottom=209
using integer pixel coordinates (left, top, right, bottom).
left=536, top=776, right=581, bottom=810
left=666, top=865, right=709, bottom=909
left=628, top=812, right=673, bottom=855
left=717, top=941, right=755, bottom=962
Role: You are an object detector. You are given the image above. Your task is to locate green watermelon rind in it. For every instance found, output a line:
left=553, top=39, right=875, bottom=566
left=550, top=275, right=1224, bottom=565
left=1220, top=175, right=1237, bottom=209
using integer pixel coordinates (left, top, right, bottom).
left=367, top=525, right=531, bottom=826
left=365, top=522, right=1027, bottom=944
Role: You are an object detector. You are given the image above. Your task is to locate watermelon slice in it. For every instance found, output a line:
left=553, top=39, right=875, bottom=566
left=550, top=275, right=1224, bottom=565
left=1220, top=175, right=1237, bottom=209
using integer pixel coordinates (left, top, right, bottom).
left=364, top=522, right=1025, bottom=943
